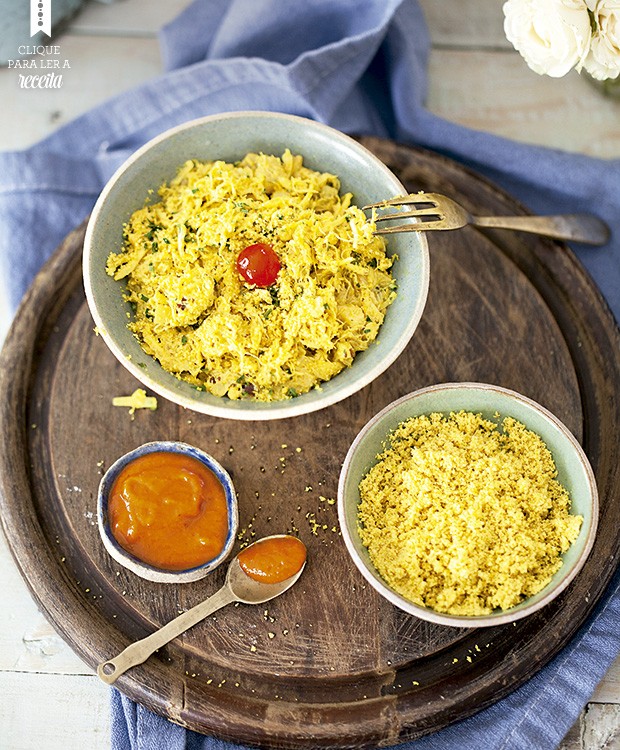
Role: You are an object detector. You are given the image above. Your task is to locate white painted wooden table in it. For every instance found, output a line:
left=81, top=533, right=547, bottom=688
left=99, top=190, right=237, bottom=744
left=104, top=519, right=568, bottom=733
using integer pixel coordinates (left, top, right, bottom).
left=1, top=1, right=618, bottom=748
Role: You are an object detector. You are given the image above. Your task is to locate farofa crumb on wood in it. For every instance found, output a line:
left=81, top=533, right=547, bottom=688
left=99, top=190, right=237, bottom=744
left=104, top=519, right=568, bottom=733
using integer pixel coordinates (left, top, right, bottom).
left=358, top=411, right=582, bottom=616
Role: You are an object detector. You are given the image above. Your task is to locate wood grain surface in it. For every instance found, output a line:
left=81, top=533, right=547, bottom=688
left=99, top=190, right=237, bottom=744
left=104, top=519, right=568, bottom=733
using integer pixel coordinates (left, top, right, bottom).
left=0, top=139, right=619, bottom=749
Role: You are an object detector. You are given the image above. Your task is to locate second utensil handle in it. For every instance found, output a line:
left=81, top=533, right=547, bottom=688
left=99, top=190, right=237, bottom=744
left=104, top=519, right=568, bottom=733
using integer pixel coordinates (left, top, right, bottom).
left=97, top=585, right=236, bottom=684
left=473, top=214, right=610, bottom=245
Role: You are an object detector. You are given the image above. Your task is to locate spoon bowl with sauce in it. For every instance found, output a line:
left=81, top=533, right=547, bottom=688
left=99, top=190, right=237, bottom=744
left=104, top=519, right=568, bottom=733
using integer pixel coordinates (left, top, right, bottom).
left=97, top=534, right=307, bottom=684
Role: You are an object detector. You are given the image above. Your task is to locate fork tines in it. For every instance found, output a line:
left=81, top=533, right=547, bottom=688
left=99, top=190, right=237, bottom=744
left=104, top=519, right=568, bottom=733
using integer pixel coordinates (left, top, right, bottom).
left=362, top=193, right=439, bottom=211
left=362, top=193, right=443, bottom=232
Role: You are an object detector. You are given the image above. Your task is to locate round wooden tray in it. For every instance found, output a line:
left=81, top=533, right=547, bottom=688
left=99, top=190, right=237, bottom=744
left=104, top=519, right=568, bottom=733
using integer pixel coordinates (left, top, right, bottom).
left=1, top=138, right=619, bottom=748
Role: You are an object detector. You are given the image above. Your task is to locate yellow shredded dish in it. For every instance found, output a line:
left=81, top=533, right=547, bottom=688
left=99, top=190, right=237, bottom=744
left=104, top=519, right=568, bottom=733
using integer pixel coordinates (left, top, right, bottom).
left=106, top=150, right=396, bottom=401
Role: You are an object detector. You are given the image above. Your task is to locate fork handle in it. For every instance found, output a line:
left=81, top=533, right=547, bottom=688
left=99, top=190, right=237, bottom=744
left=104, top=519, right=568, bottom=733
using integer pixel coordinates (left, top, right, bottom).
left=472, top=214, right=610, bottom=246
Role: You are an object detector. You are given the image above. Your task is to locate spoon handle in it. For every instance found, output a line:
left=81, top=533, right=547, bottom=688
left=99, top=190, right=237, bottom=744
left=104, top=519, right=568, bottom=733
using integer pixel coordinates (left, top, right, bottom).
left=97, top=585, right=236, bottom=684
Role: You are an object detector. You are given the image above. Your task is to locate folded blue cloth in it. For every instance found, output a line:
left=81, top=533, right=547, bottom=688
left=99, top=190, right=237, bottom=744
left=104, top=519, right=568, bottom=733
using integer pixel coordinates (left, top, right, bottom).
left=1, top=1, right=619, bottom=748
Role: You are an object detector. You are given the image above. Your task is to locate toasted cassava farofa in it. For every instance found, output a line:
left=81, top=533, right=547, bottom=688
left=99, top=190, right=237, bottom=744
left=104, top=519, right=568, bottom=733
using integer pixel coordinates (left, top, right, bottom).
left=106, top=150, right=396, bottom=402
left=358, top=411, right=582, bottom=616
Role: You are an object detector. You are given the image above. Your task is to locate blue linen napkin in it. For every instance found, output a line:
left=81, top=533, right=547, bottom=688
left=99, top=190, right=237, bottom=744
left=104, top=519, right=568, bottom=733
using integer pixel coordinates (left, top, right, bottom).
left=1, top=1, right=619, bottom=748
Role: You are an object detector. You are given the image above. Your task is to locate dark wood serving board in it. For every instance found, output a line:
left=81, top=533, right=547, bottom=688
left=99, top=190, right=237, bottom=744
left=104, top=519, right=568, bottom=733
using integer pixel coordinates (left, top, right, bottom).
left=1, top=138, right=619, bottom=749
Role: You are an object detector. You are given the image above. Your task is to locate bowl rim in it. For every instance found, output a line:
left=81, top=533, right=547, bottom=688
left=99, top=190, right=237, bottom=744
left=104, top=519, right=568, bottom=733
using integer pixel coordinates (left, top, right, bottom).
left=82, top=110, right=430, bottom=421
left=337, top=381, right=599, bottom=628
left=97, top=440, right=239, bottom=583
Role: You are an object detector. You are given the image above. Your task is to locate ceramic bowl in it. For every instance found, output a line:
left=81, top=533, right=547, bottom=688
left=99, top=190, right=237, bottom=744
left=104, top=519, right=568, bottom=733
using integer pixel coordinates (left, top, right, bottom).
left=83, top=111, right=429, bottom=420
left=338, top=382, right=599, bottom=627
left=97, top=441, right=238, bottom=583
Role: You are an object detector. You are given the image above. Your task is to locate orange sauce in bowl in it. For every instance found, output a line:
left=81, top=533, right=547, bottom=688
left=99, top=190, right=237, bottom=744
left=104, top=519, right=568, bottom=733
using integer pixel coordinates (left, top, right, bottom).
left=107, top=451, right=230, bottom=571
left=237, top=535, right=307, bottom=584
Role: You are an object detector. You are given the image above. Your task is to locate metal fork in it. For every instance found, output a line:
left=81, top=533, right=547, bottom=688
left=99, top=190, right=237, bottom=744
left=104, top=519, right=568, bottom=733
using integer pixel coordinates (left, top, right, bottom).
left=363, top=193, right=610, bottom=245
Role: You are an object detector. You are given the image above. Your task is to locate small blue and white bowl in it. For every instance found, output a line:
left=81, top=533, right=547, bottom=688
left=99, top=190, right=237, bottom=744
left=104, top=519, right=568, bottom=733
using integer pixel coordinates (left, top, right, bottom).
left=97, top=441, right=238, bottom=583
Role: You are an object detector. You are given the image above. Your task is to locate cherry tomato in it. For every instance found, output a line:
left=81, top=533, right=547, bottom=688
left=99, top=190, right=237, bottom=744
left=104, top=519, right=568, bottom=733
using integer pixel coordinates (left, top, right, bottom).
left=236, top=243, right=281, bottom=287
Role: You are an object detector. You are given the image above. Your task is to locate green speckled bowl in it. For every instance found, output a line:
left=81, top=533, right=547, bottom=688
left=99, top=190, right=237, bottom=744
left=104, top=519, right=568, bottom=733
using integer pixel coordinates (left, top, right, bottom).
left=338, top=382, right=599, bottom=628
left=83, top=111, right=429, bottom=421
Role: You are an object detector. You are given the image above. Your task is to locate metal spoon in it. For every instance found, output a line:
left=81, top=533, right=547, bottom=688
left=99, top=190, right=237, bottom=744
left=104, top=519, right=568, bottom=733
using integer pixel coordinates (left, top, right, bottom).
left=97, top=534, right=306, bottom=684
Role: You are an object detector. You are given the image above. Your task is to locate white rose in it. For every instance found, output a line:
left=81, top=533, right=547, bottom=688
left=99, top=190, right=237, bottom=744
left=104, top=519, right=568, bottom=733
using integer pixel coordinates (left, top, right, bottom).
left=584, top=1, right=620, bottom=79
left=503, top=0, right=592, bottom=77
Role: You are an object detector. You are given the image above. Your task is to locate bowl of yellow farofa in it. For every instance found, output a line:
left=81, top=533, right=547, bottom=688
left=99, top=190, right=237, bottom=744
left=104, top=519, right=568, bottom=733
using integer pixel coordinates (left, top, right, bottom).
left=338, top=382, right=598, bottom=627
left=83, top=112, right=429, bottom=420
